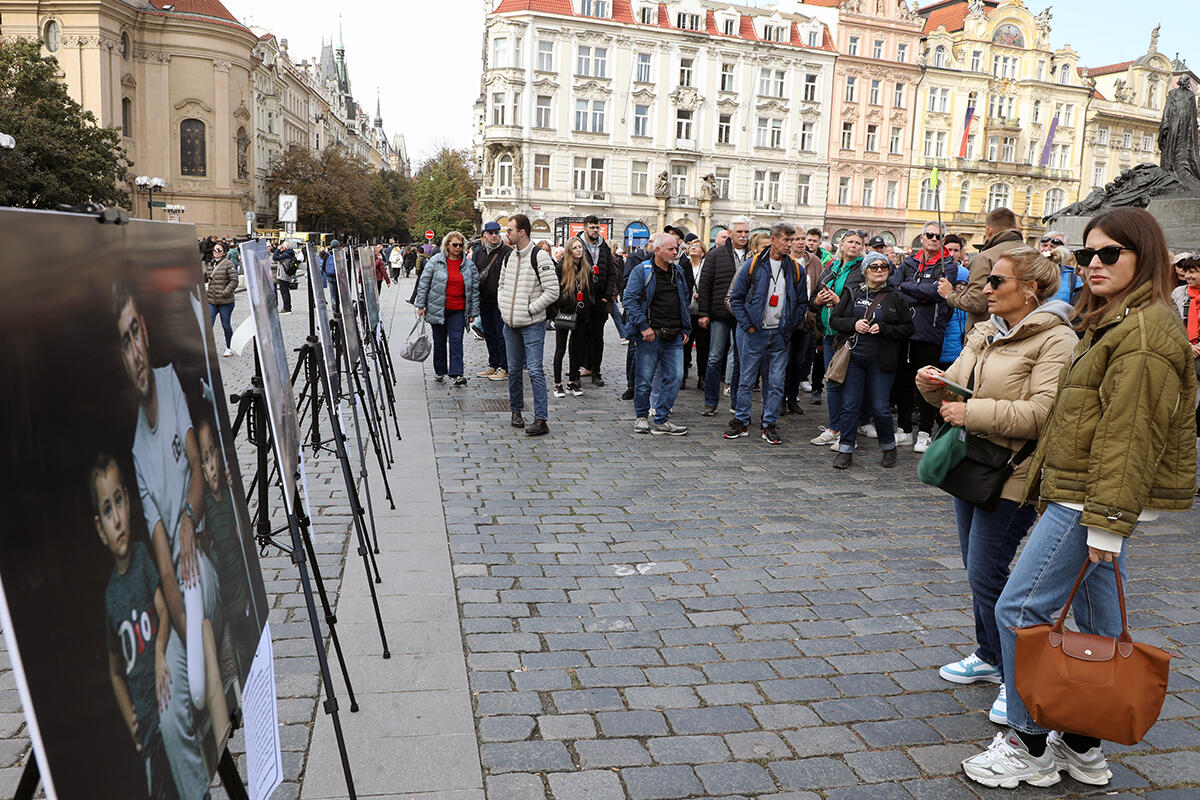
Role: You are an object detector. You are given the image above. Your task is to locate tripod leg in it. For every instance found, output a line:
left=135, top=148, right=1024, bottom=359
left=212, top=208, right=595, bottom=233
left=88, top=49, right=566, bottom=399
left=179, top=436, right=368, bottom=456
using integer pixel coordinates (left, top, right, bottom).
left=217, top=749, right=250, bottom=800
left=353, top=370, right=395, bottom=509
left=13, top=756, right=39, bottom=800
left=358, top=360, right=393, bottom=467
left=297, top=506, right=361, bottom=711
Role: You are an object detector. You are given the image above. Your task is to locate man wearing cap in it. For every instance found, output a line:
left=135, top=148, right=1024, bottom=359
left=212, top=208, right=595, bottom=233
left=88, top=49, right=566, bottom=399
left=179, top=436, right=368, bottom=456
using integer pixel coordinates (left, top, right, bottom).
left=573, top=215, right=620, bottom=386
left=472, top=222, right=511, bottom=381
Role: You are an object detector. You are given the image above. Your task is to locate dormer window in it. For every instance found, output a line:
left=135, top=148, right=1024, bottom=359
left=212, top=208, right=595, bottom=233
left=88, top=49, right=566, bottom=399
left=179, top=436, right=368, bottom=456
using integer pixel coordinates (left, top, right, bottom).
left=639, top=5, right=655, bottom=24
left=722, top=17, right=736, bottom=36
left=580, top=0, right=609, bottom=17
left=676, top=12, right=702, bottom=31
left=762, top=24, right=787, bottom=43
left=807, top=29, right=820, bottom=47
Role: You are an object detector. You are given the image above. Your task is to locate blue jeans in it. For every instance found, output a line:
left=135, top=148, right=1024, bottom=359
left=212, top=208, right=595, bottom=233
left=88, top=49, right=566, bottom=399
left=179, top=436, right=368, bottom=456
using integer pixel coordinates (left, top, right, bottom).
left=996, top=503, right=1128, bottom=735
left=209, top=302, right=234, bottom=348
left=704, top=319, right=739, bottom=409
left=479, top=302, right=507, bottom=370
left=823, top=335, right=845, bottom=430
left=735, top=328, right=788, bottom=426
left=837, top=353, right=896, bottom=451
left=431, top=309, right=465, bottom=377
left=503, top=321, right=549, bottom=420
left=635, top=336, right=683, bottom=423
left=611, top=302, right=629, bottom=339
left=954, top=497, right=1038, bottom=671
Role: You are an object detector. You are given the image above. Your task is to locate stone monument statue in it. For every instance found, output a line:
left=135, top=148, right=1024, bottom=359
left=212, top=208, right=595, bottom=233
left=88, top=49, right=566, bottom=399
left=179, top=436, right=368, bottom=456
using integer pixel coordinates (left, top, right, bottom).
left=1159, top=75, right=1200, bottom=186
left=699, top=173, right=717, bottom=201
left=654, top=170, right=671, bottom=199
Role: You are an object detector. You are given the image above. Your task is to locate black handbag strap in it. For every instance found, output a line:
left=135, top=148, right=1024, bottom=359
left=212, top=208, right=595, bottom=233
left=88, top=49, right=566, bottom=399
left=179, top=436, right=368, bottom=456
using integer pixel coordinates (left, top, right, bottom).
left=965, top=361, right=1037, bottom=467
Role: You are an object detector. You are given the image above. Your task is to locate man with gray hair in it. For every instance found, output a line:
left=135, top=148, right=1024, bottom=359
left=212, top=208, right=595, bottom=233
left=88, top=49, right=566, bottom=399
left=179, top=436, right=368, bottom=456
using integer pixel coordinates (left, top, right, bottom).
left=696, top=216, right=752, bottom=415
left=1039, top=229, right=1066, bottom=255
left=724, top=223, right=808, bottom=444
left=622, top=232, right=692, bottom=435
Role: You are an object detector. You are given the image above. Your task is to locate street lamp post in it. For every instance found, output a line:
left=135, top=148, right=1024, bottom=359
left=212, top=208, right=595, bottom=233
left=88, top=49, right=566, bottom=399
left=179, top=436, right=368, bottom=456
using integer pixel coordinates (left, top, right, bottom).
left=134, top=175, right=166, bottom=219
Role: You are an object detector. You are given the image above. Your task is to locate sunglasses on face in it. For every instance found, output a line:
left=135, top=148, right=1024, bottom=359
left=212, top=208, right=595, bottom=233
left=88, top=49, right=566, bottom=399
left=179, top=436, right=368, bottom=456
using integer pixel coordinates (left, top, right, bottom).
left=923, top=232, right=942, bottom=240
left=865, top=264, right=890, bottom=272
left=984, top=274, right=1011, bottom=290
left=1073, top=245, right=1131, bottom=266
left=1041, top=237, right=1065, bottom=246
left=448, top=242, right=463, bottom=248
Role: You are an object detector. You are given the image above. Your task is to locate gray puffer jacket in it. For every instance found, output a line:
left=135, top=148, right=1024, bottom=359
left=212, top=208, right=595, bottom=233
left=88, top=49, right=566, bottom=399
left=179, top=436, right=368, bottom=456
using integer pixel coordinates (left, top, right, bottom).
left=415, top=251, right=480, bottom=325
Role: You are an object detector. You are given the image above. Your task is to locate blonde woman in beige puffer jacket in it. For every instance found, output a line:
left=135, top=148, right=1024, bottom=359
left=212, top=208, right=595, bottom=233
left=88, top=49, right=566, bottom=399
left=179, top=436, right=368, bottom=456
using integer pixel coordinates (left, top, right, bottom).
left=914, top=246, right=1077, bottom=725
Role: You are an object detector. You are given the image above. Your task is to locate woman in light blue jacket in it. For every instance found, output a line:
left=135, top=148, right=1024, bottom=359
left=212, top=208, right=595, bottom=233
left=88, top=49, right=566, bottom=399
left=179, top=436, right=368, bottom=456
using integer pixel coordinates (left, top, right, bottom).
left=416, top=231, right=480, bottom=385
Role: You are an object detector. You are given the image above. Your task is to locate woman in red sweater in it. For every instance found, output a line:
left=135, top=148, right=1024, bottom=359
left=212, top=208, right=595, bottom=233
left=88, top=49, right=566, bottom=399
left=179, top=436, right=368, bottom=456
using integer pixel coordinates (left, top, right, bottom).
left=415, top=232, right=480, bottom=385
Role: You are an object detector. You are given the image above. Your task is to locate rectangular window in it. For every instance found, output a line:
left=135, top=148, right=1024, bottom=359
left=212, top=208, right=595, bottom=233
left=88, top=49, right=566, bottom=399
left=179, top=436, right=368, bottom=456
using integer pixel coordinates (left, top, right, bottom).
left=862, top=178, right=875, bottom=207
left=1122, top=131, right=1132, bottom=148
left=590, top=157, right=604, bottom=191
left=759, top=68, right=772, bottom=96
left=927, top=88, right=938, bottom=112
left=720, top=63, right=735, bottom=92
left=676, top=12, right=701, bottom=30
left=493, top=37, right=508, bottom=68
left=577, top=45, right=591, bottom=76
left=636, top=52, right=651, bottom=83
left=848, top=36, right=859, bottom=56
left=873, top=39, right=883, bottom=59
left=573, top=156, right=587, bottom=190
left=511, top=90, right=521, bottom=126
left=838, top=176, right=851, bottom=205
left=808, top=30, right=820, bottom=47
left=1056, top=144, right=1070, bottom=169
left=675, top=109, right=693, bottom=141
left=1141, top=133, right=1154, bottom=151
left=1092, top=162, right=1105, bottom=189
left=670, top=162, right=687, bottom=196
left=889, top=126, right=902, bottom=154
left=803, top=73, right=818, bottom=101
left=800, top=121, right=815, bottom=151
left=897, top=43, right=908, bottom=63
left=679, top=58, right=693, bottom=87
left=865, top=124, right=878, bottom=152
left=723, top=18, right=736, bottom=36
left=492, top=92, right=506, bottom=125
left=536, top=95, right=551, bottom=128
left=715, top=167, right=730, bottom=199
left=923, top=130, right=935, bottom=157
left=574, top=99, right=588, bottom=131
left=1096, top=126, right=1109, bottom=145
left=987, top=135, right=999, bottom=161
left=869, top=79, right=881, bottom=105
left=631, top=159, right=648, bottom=194
left=966, top=134, right=977, bottom=160
left=591, top=100, right=605, bottom=133
left=1027, top=141, right=1039, bottom=165
left=534, top=154, right=550, bottom=189
left=797, top=173, right=811, bottom=205
left=971, top=50, right=982, bottom=71
left=841, top=122, right=854, bottom=150
left=893, top=83, right=905, bottom=108
left=514, top=36, right=522, bottom=68
left=774, top=70, right=785, bottom=98
left=753, top=170, right=768, bottom=203
left=939, top=88, right=950, bottom=113
left=845, top=76, right=857, bottom=102
left=633, top=104, right=649, bottom=137
left=594, top=47, right=607, bottom=78
left=770, top=118, right=782, bottom=149
left=537, top=40, right=553, bottom=71
left=1002, top=136, right=1015, bottom=162
left=580, top=0, right=608, bottom=15
left=885, top=180, right=898, bottom=208
left=763, top=24, right=786, bottom=42
left=756, top=117, right=769, bottom=148
left=717, top=113, right=732, bottom=145
left=639, top=5, right=654, bottom=24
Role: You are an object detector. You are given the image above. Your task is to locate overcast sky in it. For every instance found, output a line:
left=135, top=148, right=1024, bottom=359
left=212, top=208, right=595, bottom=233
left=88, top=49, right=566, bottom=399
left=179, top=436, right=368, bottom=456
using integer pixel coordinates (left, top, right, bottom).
left=223, top=0, right=1193, bottom=170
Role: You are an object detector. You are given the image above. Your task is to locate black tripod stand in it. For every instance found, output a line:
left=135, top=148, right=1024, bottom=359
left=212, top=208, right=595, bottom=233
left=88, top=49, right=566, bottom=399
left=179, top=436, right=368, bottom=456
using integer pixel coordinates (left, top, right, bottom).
left=230, top=351, right=358, bottom=797
left=332, top=315, right=396, bottom=511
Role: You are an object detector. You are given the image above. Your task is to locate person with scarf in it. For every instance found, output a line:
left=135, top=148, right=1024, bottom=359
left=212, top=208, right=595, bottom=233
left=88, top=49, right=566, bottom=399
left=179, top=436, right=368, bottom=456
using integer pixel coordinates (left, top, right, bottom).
left=809, top=231, right=864, bottom=449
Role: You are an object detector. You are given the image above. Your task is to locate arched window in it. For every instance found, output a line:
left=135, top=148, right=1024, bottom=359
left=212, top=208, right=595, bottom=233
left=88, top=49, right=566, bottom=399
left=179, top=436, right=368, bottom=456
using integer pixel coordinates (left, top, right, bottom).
left=121, top=98, right=132, bottom=137
left=43, top=20, right=61, bottom=53
left=918, top=178, right=944, bottom=211
left=1044, top=188, right=1066, bottom=215
left=1058, top=64, right=1070, bottom=85
left=933, top=45, right=946, bottom=68
left=1024, top=184, right=1034, bottom=213
left=180, top=119, right=207, bottom=176
left=958, top=180, right=971, bottom=212
left=236, top=127, right=249, bottom=180
left=987, top=182, right=1011, bottom=211
left=497, top=154, right=513, bottom=188
left=121, top=32, right=131, bottom=61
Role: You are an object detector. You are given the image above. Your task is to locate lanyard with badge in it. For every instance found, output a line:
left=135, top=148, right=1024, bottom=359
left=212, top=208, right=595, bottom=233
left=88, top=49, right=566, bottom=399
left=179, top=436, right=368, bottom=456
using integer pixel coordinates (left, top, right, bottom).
left=768, top=261, right=785, bottom=308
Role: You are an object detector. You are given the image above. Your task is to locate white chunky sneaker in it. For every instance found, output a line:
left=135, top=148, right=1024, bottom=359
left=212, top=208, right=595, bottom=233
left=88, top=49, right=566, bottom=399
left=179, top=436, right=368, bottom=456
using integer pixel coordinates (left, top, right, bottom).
left=940, top=653, right=1003, bottom=685
left=962, top=731, right=1060, bottom=789
left=894, top=430, right=914, bottom=446
left=989, top=684, right=1007, bottom=725
left=914, top=431, right=933, bottom=453
left=810, top=427, right=839, bottom=446
left=1047, top=731, right=1112, bottom=786
left=859, top=422, right=878, bottom=439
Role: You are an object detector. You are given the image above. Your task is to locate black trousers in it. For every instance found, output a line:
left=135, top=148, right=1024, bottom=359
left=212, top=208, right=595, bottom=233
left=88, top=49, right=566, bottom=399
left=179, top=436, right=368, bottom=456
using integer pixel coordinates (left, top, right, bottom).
left=553, top=325, right=587, bottom=384
left=683, top=324, right=710, bottom=383
left=583, top=302, right=608, bottom=376
left=895, top=339, right=942, bottom=434
left=784, top=329, right=809, bottom=401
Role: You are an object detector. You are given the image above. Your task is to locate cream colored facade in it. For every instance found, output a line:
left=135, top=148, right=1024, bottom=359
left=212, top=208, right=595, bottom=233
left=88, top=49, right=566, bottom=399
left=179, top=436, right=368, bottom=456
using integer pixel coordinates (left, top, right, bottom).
left=474, top=0, right=838, bottom=246
left=908, top=0, right=1091, bottom=247
left=2, top=0, right=258, bottom=236
left=820, top=0, right=925, bottom=246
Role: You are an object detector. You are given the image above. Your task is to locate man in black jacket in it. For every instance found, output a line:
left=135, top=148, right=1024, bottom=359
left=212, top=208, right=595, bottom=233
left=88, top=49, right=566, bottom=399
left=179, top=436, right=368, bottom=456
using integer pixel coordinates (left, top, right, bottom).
left=574, top=214, right=620, bottom=386
left=696, top=216, right=751, bottom=415
left=471, top=221, right=512, bottom=380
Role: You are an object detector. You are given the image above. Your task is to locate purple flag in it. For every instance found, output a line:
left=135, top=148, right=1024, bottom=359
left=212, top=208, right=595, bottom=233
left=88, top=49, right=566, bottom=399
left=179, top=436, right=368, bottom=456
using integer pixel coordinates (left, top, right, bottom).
left=1040, top=115, right=1060, bottom=167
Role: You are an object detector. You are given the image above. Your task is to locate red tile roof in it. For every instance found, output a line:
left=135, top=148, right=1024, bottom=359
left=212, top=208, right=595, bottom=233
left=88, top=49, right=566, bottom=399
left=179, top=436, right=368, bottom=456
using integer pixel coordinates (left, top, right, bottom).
left=657, top=2, right=670, bottom=28
left=1087, top=60, right=1134, bottom=77
left=147, top=0, right=240, bottom=23
left=919, top=0, right=999, bottom=34
left=612, top=0, right=635, bottom=24
left=739, top=13, right=758, bottom=42
left=494, top=0, right=573, bottom=13
left=706, top=9, right=718, bottom=36
left=1092, top=88, right=1106, bottom=100
left=801, top=0, right=841, bottom=6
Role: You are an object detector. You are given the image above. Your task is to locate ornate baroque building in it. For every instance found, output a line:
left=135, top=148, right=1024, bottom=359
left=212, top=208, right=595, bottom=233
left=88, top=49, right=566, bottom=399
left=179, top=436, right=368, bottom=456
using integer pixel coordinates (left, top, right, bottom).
left=907, top=0, right=1091, bottom=246
left=2, top=0, right=258, bottom=235
left=473, top=0, right=838, bottom=247
left=805, top=0, right=925, bottom=246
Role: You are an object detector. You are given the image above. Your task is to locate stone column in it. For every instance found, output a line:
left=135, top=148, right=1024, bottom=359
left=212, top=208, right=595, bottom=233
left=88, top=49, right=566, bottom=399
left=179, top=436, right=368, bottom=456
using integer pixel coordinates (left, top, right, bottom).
left=656, top=197, right=667, bottom=234
left=699, top=199, right=712, bottom=243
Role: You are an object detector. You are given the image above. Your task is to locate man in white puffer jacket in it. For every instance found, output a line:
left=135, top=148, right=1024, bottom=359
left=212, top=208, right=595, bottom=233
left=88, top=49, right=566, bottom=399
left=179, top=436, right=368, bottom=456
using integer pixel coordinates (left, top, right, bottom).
left=500, top=213, right=559, bottom=436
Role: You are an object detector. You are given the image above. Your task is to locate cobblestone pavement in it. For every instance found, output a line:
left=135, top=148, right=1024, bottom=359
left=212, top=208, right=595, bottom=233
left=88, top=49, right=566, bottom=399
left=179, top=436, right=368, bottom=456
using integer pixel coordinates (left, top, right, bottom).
left=428, top=320, right=1200, bottom=799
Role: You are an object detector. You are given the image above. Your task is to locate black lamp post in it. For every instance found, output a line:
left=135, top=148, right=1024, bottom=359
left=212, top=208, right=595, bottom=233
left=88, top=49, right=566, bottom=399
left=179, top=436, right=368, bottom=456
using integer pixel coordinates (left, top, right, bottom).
left=135, top=175, right=166, bottom=219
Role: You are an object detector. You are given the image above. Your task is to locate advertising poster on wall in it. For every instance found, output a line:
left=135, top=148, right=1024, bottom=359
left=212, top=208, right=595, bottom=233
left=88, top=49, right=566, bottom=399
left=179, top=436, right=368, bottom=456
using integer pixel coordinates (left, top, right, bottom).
left=355, top=246, right=381, bottom=334
left=0, top=208, right=271, bottom=800
left=238, top=240, right=301, bottom=514
left=333, top=249, right=361, bottom=368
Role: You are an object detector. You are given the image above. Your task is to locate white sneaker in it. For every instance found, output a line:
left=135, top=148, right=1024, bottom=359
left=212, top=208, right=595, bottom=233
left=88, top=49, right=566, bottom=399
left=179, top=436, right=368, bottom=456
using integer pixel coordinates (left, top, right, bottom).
left=830, top=436, right=857, bottom=452
left=800, top=380, right=813, bottom=393
left=633, top=417, right=651, bottom=434
left=1046, top=731, right=1112, bottom=786
left=723, top=385, right=731, bottom=396
left=222, top=347, right=233, bottom=358
left=895, top=430, right=914, bottom=446
left=939, top=653, right=1002, bottom=685
left=651, top=420, right=688, bottom=436
left=989, top=684, right=1007, bottom=725
left=962, top=731, right=1060, bottom=789
left=914, top=431, right=933, bottom=453
left=859, top=422, right=878, bottom=439
left=619, top=338, right=629, bottom=345
left=810, top=428, right=839, bottom=446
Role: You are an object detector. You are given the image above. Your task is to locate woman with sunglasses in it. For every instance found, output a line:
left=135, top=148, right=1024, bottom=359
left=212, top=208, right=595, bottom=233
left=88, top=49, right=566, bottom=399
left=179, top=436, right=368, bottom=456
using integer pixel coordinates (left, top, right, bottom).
left=810, top=231, right=865, bottom=448
left=204, top=243, right=238, bottom=357
left=828, top=251, right=913, bottom=468
left=415, top=231, right=480, bottom=386
left=916, top=246, right=1076, bottom=727
left=961, top=208, right=1197, bottom=789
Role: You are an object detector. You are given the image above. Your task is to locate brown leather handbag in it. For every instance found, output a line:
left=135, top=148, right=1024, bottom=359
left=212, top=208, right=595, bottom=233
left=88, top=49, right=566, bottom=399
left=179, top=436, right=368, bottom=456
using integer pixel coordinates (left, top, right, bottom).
left=1013, top=559, right=1172, bottom=745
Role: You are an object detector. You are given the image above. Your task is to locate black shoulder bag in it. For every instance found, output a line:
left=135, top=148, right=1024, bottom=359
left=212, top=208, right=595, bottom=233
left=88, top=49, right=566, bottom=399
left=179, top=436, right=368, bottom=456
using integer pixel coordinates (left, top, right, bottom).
left=935, top=369, right=1037, bottom=511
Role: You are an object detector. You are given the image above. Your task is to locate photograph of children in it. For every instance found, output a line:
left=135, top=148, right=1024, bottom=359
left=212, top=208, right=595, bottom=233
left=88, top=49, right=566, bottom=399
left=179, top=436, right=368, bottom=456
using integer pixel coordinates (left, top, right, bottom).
left=332, top=249, right=361, bottom=369
left=305, top=243, right=341, bottom=402
left=355, top=246, right=382, bottom=334
left=238, top=240, right=301, bottom=515
left=0, top=208, right=269, bottom=800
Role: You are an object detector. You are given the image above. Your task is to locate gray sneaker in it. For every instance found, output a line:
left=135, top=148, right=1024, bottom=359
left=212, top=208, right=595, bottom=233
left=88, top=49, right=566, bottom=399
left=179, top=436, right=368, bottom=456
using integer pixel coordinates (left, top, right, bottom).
left=633, top=417, right=651, bottom=434
left=651, top=420, right=688, bottom=436
left=1047, top=731, right=1111, bottom=786
left=963, top=731, right=1060, bottom=789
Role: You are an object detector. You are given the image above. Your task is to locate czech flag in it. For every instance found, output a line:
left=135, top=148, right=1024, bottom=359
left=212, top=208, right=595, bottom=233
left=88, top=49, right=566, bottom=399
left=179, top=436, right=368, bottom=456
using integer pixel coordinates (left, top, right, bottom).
left=958, top=104, right=975, bottom=158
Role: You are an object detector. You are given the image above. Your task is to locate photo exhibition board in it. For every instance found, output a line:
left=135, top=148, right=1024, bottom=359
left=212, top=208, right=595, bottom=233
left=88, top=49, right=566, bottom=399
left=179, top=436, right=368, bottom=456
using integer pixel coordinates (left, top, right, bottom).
left=333, top=249, right=361, bottom=368
left=355, top=246, right=382, bottom=333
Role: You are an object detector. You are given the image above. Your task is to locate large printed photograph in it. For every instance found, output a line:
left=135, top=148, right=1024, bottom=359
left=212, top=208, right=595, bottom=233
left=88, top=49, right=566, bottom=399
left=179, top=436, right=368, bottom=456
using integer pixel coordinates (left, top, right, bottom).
left=0, top=209, right=270, bottom=800
left=355, top=245, right=381, bottom=334
left=333, top=249, right=361, bottom=368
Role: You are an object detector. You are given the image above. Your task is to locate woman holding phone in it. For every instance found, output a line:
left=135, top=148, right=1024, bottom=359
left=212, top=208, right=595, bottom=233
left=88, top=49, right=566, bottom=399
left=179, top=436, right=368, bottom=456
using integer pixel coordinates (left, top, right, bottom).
left=958, top=208, right=1196, bottom=789
left=915, top=246, right=1076, bottom=727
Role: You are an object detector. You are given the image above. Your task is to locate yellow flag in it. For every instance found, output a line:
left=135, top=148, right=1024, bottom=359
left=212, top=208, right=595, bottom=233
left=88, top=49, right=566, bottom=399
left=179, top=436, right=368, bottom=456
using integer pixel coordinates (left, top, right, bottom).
left=930, top=166, right=939, bottom=188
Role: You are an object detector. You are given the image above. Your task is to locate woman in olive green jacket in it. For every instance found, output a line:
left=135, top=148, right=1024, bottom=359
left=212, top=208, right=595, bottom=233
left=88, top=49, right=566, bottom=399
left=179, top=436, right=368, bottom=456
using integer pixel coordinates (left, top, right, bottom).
left=963, top=207, right=1197, bottom=790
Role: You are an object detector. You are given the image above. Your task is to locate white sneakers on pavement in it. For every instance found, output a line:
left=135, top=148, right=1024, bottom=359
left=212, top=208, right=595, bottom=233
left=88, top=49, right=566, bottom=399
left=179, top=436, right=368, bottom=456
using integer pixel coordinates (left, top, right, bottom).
left=989, top=684, right=1007, bottom=725
left=633, top=417, right=650, bottom=434
left=894, top=430, right=914, bottom=446
left=939, top=653, right=1002, bottom=684
left=1046, top=731, right=1112, bottom=785
left=810, top=428, right=839, bottom=446
left=858, top=422, right=878, bottom=439
left=222, top=347, right=233, bottom=358
left=914, top=431, right=933, bottom=453
left=962, top=731, right=1060, bottom=789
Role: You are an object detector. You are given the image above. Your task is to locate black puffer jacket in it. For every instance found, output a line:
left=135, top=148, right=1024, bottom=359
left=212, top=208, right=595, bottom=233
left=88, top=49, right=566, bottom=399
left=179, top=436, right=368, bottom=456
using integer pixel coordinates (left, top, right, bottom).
left=829, top=282, right=915, bottom=373
left=471, top=242, right=511, bottom=305
left=696, top=239, right=747, bottom=323
left=574, top=235, right=620, bottom=301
